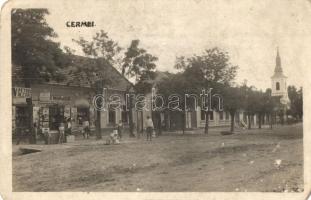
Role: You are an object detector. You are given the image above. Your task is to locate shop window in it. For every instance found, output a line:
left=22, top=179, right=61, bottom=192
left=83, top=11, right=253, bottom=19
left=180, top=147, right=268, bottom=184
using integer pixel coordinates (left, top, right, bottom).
left=201, top=109, right=205, bottom=120
left=201, top=110, right=214, bottom=120
left=121, top=105, right=128, bottom=123
left=109, top=110, right=116, bottom=124
left=210, top=111, right=214, bottom=120
left=77, top=107, right=90, bottom=125
left=226, top=112, right=230, bottom=120
left=219, top=111, right=224, bottom=120
left=49, top=105, right=64, bottom=130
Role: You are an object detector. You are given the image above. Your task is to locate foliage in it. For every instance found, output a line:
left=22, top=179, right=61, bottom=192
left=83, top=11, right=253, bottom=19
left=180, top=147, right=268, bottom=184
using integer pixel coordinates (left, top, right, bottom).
left=287, top=86, right=303, bottom=119
left=174, top=47, right=238, bottom=133
left=175, top=47, right=238, bottom=88
left=12, top=9, right=69, bottom=85
left=73, top=30, right=122, bottom=64
left=122, top=40, right=158, bottom=93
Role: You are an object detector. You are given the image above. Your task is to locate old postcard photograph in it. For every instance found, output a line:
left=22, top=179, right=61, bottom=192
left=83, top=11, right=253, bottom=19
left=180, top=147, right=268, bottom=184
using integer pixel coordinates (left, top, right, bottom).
left=1, top=0, right=311, bottom=199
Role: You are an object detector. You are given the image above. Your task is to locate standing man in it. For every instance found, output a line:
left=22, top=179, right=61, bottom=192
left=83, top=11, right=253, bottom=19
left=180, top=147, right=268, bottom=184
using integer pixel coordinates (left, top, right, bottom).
left=116, top=120, right=123, bottom=140
left=145, top=116, right=154, bottom=141
left=83, top=118, right=90, bottom=139
left=58, top=121, right=65, bottom=144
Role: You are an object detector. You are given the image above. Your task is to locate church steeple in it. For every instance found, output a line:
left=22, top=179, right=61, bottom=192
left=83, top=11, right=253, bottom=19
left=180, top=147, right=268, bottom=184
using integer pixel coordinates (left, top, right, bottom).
left=271, top=47, right=289, bottom=103
left=275, top=47, right=283, bottom=74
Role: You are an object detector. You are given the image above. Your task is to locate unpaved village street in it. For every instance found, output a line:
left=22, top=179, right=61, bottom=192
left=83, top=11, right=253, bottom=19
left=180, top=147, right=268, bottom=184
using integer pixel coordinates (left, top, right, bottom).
left=13, top=124, right=303, bottom=192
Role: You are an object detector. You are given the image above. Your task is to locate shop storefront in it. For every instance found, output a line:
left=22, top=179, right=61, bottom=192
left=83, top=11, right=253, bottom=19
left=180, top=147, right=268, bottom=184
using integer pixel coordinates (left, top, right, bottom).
left=30, top=84, right=96, bottom=141
left=12, top=83, right=135, bottom=144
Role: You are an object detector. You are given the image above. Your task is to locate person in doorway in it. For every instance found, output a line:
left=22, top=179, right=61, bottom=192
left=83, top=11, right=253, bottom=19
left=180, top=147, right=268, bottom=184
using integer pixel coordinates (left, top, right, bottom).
left=58, top=122, right=65, bottom=144
left=83, top=118, right=90, bottom=139
left=116, top=120, right=123, bottom=140
left=66, top=118, right=72, bottom=135
left=145, top=116, right=154, bottom=141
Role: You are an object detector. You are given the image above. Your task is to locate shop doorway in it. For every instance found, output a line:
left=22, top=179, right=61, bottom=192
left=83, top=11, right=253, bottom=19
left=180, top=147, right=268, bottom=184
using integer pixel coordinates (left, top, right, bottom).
left=77, top=107, right=90, bottom=125
left=49, top=105, right=64, bottom=130
left=14, top=106, right=30, bottom=139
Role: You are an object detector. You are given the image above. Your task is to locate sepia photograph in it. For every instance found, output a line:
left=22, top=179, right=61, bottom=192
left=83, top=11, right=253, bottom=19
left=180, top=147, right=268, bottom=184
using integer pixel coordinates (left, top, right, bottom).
left=1, top=0, right=311, bottom=199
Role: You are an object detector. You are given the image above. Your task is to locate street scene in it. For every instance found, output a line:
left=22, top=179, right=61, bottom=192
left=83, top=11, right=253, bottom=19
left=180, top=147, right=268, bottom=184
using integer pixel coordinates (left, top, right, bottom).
left=13, top=124, right=302, bottom=192
left=10, top=0, right=306, bottom=194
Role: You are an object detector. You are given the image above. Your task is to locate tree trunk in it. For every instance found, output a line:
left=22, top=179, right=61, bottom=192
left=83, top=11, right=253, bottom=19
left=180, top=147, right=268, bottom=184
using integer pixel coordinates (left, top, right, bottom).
left=248, top=114, right=251, bottom=130
left=182, top=110, right=185, bottom=134
left=96, top=109, right=102, bottom=139
left=258, top=113, right=262, bottom=129
left=270, top=113, right=273, bottom=129
left=140, top=111, right=144, bottom=133
left=136, top=111, right=140, bottom=138
left=95, top=82, right=102, bottom=140
left=157, top=112, right=162, bottom=136
left=280, top=110, right=284, bottom=125
left=128, top=93, right=135, bottom=137
left=204, top=111, right=209, bottom=134
left=230, top=112, right=235, bottom=133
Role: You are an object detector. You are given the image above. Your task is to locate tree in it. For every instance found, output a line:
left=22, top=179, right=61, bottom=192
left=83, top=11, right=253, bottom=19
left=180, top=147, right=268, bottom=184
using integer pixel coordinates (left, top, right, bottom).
left=122, top=40, right=158, bottom=135
left=157, top=72, right=193, bottom=134
left=263, top=89, right=276, bottom=129
left=175, top=47, right=238, bottom=134
left=12, top=9, right=68, bottom=84
left=242, top=85, right=258, bottom=130
left=222, top=86, right=244, bottom=132
left=12, top=9, right=68, bottom=143
left=73, top=30, right=122, bottom=139
left=287, top=86, right=303, bottom=120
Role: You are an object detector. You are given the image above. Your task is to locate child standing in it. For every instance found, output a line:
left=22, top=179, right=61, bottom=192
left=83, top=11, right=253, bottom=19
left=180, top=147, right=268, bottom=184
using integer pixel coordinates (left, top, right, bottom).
left=145, top=116, right=154, bottom=141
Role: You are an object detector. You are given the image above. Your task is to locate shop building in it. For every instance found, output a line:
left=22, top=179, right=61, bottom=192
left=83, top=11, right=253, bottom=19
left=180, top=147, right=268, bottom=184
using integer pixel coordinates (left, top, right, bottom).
left=12, top=57, right=135, bottom=140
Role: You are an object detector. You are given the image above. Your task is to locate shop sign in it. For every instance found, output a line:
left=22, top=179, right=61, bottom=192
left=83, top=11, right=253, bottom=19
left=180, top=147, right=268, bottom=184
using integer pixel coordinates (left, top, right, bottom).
left=39, top=92, right=51, bottom=101
left=13, top=97, right=27, bottom=104
left=12, top=87, right=31, bottom=98
left=52, top=95, right=71, bottom=101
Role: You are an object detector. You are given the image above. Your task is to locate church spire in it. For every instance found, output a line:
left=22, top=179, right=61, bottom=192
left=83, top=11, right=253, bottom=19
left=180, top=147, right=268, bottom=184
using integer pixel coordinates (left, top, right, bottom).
left=275, top=47, right=283, bottom=73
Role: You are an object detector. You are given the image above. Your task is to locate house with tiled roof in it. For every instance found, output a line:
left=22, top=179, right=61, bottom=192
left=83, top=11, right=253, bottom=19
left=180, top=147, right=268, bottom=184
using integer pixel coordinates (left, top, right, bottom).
left=12, top=55, right=136, bottom=141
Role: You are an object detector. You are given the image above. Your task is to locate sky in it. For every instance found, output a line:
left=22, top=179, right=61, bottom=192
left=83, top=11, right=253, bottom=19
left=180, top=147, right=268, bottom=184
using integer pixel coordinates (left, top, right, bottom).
left=43, top=0, right=311, bottom=90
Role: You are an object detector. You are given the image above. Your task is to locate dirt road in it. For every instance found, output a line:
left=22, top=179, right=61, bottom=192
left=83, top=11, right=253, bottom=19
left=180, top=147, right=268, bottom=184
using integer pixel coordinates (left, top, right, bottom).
left=13, top=123, right=303, bottom=192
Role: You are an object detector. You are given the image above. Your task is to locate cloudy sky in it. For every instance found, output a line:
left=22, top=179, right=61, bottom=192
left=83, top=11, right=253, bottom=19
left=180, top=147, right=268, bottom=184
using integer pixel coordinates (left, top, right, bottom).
left=42, top=0, right=311, bottom=90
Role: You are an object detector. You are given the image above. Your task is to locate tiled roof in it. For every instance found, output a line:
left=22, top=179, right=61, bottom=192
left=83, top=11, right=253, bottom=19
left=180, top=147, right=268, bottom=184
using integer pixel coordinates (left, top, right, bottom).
left=12, top=55, right=134, bottom=91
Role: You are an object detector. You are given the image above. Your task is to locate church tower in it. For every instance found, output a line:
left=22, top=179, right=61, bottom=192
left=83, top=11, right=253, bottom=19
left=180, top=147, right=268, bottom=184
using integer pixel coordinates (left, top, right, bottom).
left=271, top=48, right=289, bottom=104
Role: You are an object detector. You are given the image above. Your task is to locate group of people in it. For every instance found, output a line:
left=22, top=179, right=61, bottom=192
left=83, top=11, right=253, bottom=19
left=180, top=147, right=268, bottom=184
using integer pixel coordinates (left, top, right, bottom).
left=57, top=116, right=155, bottom=144
left=107, top=116, right=155, bottom=144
